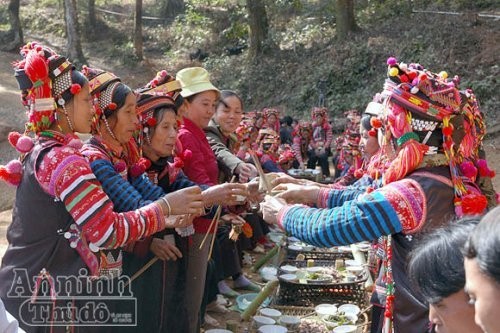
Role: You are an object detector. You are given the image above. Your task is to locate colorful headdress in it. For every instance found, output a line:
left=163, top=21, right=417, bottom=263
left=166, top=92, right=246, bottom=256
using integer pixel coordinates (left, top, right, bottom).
left=2, top=42, right=85, bottom=186
left=136, top=70, right=181, bottom=144
left=235, top=119, right=253, bottom=142
left=262, top=107, right=279, bottom=119
left=382, top=57, right=490, bottom=216
left=294, top=120, right=312, bottom=139
left=311, top=106, right=328, bottom=119
left=82, top=66, right=122, bottom=118
left=13, top=42, right=84, bottom=133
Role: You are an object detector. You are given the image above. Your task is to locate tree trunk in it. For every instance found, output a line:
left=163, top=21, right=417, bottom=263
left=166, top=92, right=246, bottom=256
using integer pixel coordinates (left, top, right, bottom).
left=335, top=0, right=359, bottom=40
left=5, top=0, right=23, bottom=51
left=64, top=0, right=86, bottom=65
left=160, top=0, right=185, bottom=20
left=134, top=0, right=144, bottom=61
left=246, top=0, right=269, bottom=60
left=87, top=0, right=97, bottom=37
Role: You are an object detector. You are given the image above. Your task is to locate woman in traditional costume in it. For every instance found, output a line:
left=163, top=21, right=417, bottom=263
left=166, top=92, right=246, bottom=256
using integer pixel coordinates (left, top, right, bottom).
left=261, top=58, right=495, bottom=333
left=0, top=43, right=203, bottom=332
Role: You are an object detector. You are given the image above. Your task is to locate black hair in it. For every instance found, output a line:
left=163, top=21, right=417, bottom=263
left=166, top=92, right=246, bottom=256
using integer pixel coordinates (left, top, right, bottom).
left=463, top=207, right=500, bottom=284
left=218, top=90, right=243, bottom=109
left=361, top=115, right=372, bottom=131
left=282, top=115, right=293, bottom=127
left=408, top=217, right=480, bottom=304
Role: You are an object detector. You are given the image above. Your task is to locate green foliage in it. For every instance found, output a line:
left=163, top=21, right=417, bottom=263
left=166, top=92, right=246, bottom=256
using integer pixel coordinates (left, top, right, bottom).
left=12, top=0, right=498, bottom=124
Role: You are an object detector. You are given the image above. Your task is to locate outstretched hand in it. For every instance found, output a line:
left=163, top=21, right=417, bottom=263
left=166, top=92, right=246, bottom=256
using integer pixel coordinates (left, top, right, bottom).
left=260, top=195, right=287, bottom=225
left=202, top=183, right=249, bottom=207
left=274, top=183, right=320, bottom=205
left=165, top=186, right=204, bottom=216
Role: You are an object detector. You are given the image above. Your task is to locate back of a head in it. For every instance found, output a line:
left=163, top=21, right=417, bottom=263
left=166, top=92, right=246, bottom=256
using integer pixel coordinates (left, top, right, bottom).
left=463, top=207, right=500, bottom=284
left=409, top=217, right=480, bottom=304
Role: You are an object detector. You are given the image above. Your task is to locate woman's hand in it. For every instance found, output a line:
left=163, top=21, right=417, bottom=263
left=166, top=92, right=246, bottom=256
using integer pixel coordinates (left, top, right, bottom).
left=235, top=162, right=258, bottom=183
left=162, top=186, right=205, bottom=216
left=164, top=214, right=194, bottom=229
left=202, top=183, right=249, bottom=207
left=150, top=237, right=182, bottom=261
left=260, top=195, right=287, bottom=225
left=220, top=213, right=246, bottom=226
left=274, top=183, right=320, bottom=204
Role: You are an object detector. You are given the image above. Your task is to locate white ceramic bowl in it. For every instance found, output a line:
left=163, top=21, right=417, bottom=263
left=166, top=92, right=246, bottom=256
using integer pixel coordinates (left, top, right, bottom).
left=288, top=244, right=303, bottom=251
left=205, top=330, right=233, bottom=333
left=253, top=315, right=276, bottom=328
left=259, top=308, right=282, bottom=321
left=338, top=304, right=361, bottom=316
left=280, top=265, right=298, bottom=274
left=279, top=315, right=301, bottom=329
left=314, top=303, right=338, bottom=316
left=332, top=324, right=357, bottom=333
left=268, top=232, right=285, bottom=243
left=279, top=273, right=298, bottom=282
left=302, top=244, right=314, bottom=251
left=346, top=266, right=364, bottom=275
left=258, top=324, right=288, bottom=333
left=321, top=313, right=358, bottom=328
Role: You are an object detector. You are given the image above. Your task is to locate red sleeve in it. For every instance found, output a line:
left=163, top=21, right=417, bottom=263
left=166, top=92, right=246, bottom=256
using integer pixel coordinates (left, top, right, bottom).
left=41, top=146, right=166, bottom=249
left=178, top=131, right=215, bottom=186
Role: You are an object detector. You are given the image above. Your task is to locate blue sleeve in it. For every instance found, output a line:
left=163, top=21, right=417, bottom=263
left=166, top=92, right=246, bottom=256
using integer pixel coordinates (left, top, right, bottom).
left=129, top=173, right=164, bottom=201
left=326, top=187, right=366, bottom=208
left=90, top=159, right=155, bottom=212
left=282, top=191, right=403, bottom=247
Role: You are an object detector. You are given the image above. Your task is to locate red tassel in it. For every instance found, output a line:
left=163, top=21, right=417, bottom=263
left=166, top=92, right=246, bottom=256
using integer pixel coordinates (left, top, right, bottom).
left=8, top=132, right=22, bottom=148
left=70, top=83, right=81, bottom=95
left=0, top=160, right=23, bottom=186
left=477, top=159, right=496, bottom=178
left=461, top=193, right=488, bottom=215
left=370, top=118, right=382, bottom=129
left=146, top=118, right=157, bottom=127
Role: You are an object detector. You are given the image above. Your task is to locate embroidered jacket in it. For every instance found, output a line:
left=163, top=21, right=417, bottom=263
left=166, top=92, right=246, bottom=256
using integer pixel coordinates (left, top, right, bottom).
left=81, top=136, right=165, bottom=276
left=277, top=166, right=456, bottom=333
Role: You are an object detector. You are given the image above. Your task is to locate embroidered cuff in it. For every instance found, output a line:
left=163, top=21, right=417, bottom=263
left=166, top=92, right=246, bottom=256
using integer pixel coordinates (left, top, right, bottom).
left=378, top=179, right=427, bottom=234
left=277, top=205, right=293, bottom=231
left=316, top=188, right=330, bottom=208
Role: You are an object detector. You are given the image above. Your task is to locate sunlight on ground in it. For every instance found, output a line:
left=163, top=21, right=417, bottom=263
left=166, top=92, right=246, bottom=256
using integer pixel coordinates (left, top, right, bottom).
left=0, top=84, right=19, bottom=96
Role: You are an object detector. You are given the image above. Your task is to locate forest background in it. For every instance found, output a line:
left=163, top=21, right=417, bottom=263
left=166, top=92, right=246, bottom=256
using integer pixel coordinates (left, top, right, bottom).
left=0, top=0, right=498, bottom=213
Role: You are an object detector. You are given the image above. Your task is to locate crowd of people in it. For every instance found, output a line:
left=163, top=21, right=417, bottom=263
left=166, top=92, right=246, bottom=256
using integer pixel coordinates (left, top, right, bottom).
left=0, top=42, right=498, bottom=333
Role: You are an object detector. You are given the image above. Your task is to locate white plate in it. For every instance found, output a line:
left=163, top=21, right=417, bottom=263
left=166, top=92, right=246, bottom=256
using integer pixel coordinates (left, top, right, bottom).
left=305, top=266, right=324, bottom=273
